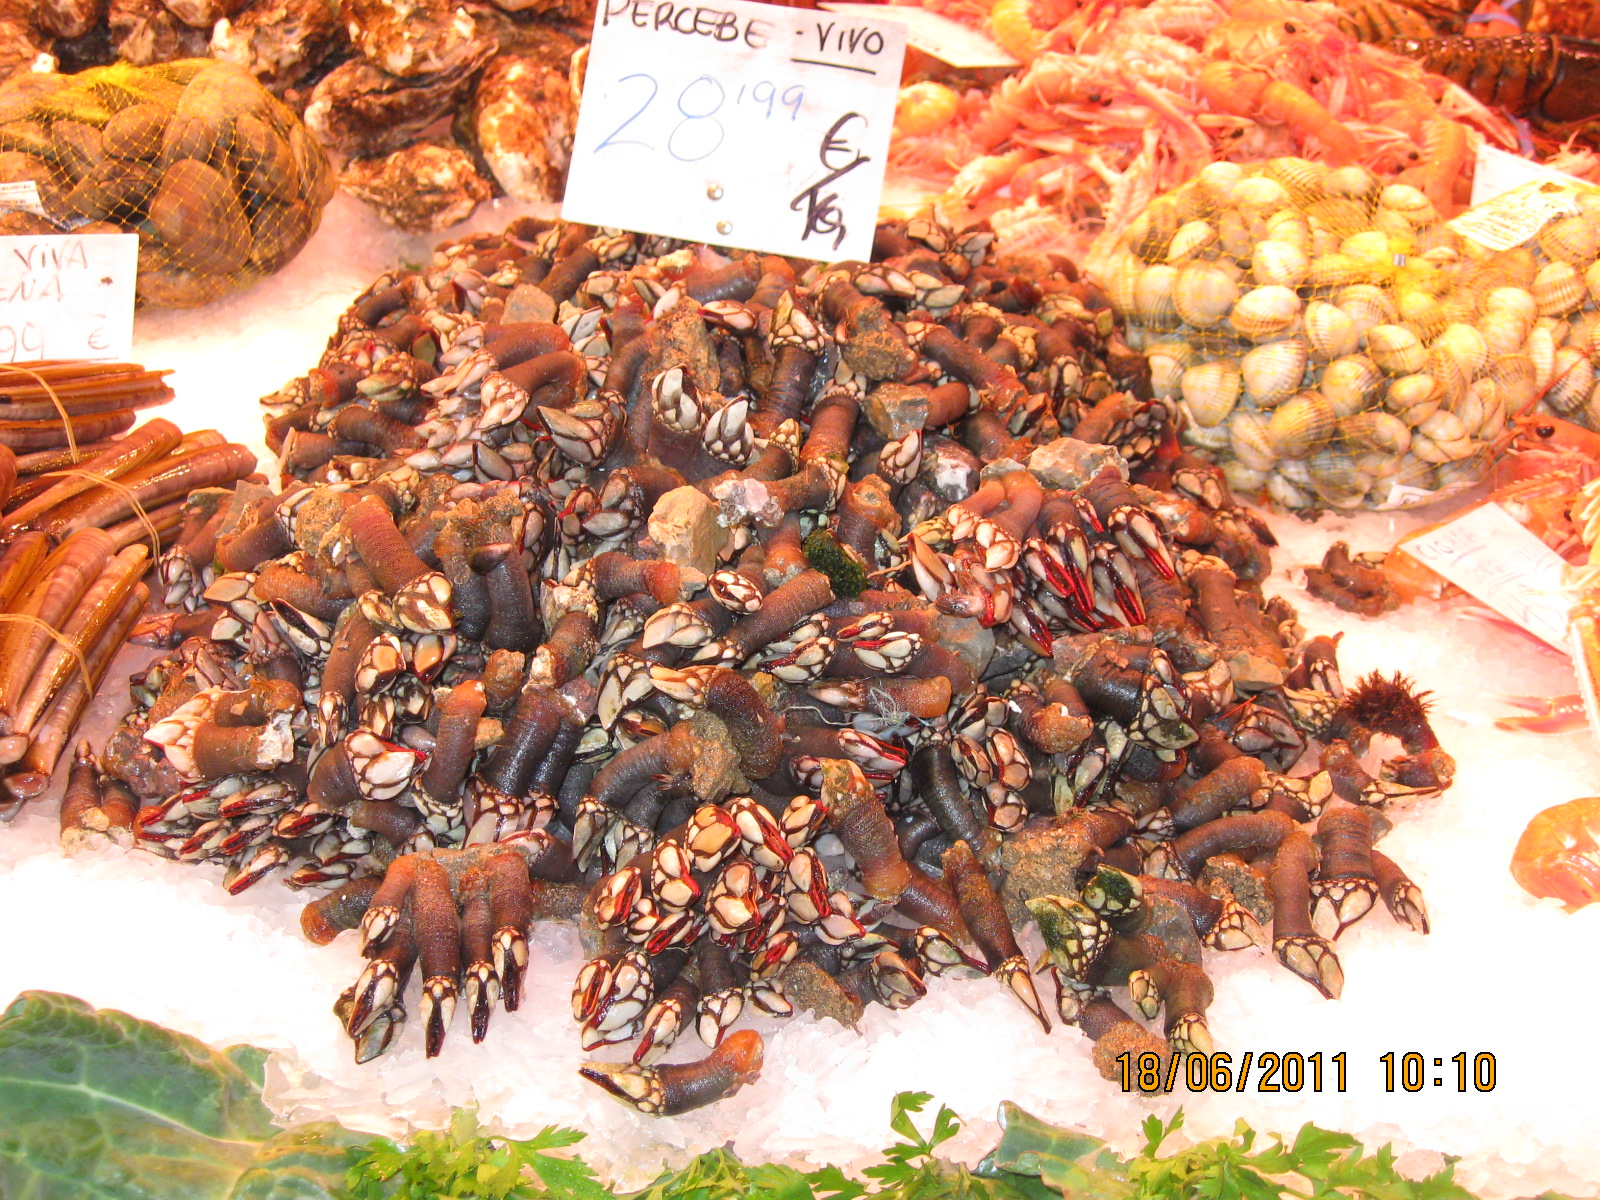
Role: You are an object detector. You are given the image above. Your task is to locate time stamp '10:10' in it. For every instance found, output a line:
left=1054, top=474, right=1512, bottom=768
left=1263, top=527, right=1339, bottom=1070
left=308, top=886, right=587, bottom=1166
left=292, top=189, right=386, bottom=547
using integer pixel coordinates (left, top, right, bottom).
left=1116, top=1051, right=1498, bottom=1093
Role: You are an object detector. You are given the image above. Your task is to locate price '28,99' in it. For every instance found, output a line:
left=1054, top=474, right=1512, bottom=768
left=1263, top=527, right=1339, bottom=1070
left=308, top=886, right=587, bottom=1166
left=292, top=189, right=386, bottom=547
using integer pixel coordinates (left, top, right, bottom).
left=595, top=74, right=805, bottom=163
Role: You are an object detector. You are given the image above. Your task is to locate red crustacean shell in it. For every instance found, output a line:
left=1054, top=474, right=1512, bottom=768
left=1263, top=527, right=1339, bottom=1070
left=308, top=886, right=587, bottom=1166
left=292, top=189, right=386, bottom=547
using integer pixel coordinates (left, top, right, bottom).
left=1510, top=795, right=1600, bottom=910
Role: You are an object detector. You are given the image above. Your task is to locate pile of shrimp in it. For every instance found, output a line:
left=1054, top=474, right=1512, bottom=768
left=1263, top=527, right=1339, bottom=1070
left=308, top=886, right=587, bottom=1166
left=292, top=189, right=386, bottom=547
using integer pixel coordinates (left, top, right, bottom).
left=887, top=0, right=1521, bottom=273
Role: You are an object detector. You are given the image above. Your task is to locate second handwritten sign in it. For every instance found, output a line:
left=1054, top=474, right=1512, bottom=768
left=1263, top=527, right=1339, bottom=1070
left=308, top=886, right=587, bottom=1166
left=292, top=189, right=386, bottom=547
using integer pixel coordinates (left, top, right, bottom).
left=563, top=0, right=906, bottom=262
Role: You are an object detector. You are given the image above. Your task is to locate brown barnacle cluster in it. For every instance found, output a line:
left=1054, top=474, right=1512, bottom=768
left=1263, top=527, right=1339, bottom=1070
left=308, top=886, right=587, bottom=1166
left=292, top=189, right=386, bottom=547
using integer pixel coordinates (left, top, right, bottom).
left=1302, top=540, right=1400, bottom=618
left=97, top=216, right=1451, bottom=1113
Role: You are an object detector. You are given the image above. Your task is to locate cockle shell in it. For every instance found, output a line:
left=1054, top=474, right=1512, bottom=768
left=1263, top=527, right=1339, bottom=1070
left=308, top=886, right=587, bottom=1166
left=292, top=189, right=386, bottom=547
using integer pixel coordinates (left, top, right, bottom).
left=1146, top=340, right=1194, bottom=400
left=1386, top=373, right=1442, bottom=426
left=1335, top=284, right=1396, bottom=339
left=1367, top=324, right=1426, bottom=375
left=1325, top=165, right=1378, bottom=200
left=1490, top=353, right=1537, bottom=412
left=1173, top=261, right=1239, bottom=329
left=1373, top=207, right=1419, bottom=240
left=1394, top=454, right=1437, bottom=491
left=1378, top=183, right=1436, bottom=227
left=1424, top=346, right=1468, bottom=409
left=1476, top=306, right=1528, bottom=358
left=1307, top=448, right=1371, bottom=508
left=1411, top=410, right=1473, bottom=462
left=1395, top=288, right=1446, bottom=340
left=1265, top=209, right=1313, bottom=256
left=1252, top=240, right=1309, bottom=289
left=1538, top=215, right=1599, bottom=268
left=1167, top=219, right=1218, bottom=264
left=1433, top=322, right=1489, bottom=378
left=1484, top=286, right=1537, bottom=327
left=1230, top=284, right=1302, bottom=341
left=1134, top=264, right=1179, bottom=330
left=1277, top=456, right=1314, bottom=487
left=1309, top=221, right=1342, bottom=258
left=1455, top=377, right=1506, bottom=440
left=1340, top=230, right=1393, bottom=272
left=1267, top=390, right=1336, bottom=458
left=1339, top=410, right=1411, bottom=456
left=1126, top=195, right=1180, bottom=262
left=1241, top=337, right=1308, bottom=408
left=1104, top=251, right=1138, bottom=318
left=1216, top=208, right=1255, bottom=264
left=1230, top=175, right=1291, bottom=213
left=1228, top=409, right=1277, bottom=471
left=1304, top=198, right=1372, bottom=237
left=1266, top=471, right=1313, bottom=509
left=1585, top=259, right=1600, bottom=307
left=1306, top=252, right=1367, bottom=289
left=1586, top=379, right=1600, bottom=431
left=1180, top=360, right=1242, bottom=426
left=1527, top=322, right=1556, bottom=390
left=1543, top=348, right=1593, bottom=416
left=1320, top=354, right=1383, bottom=417
left=1264, top=156, right=1326, bottom=203
left=1304, top=300, right=1358, bottom=361
left=1222, top=460, right=1269, bottom=494
left=1183, top=416, right=1232, bottom=453
left=1587, top=319, right=1600, bottom=369
left=1192, top=161, right=1246, bottom=211
left=1532, top=261, right=1586, bottom=317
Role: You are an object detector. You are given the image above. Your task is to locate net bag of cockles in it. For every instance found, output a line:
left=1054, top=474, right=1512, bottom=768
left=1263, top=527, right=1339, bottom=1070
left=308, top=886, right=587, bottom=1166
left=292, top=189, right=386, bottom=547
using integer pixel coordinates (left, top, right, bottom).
left=0, top=59, right=336, bottom=308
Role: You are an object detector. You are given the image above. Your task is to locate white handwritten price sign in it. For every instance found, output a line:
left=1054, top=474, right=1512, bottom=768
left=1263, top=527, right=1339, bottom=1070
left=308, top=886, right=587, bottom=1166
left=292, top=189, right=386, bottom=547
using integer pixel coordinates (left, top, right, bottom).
left=1399, top=501, right=1576, bottom=652
left=0, top=233, right=138, bottom=363
left=564, top=0, right=907, bottom=262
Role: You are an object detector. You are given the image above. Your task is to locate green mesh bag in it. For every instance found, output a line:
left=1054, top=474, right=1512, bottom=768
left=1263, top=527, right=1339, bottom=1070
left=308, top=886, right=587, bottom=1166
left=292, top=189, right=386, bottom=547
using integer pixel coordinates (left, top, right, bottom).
left=1099, top=157, right=1600, bottom=510
left=0, top=59, right=336, bottom=308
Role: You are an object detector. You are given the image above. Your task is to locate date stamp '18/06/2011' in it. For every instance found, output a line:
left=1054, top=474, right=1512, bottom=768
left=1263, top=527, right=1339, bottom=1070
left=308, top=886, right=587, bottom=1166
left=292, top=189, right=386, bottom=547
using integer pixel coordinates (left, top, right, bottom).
left=1117, top=1052, right=1498, bottom=1094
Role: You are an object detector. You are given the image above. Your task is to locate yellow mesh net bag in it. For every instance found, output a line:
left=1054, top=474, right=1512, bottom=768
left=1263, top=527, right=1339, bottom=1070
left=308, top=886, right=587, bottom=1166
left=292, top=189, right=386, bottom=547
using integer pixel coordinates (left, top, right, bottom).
left=1100, top=156, right=1600, bottom=510
left=0, top=59, right=336, bottom=308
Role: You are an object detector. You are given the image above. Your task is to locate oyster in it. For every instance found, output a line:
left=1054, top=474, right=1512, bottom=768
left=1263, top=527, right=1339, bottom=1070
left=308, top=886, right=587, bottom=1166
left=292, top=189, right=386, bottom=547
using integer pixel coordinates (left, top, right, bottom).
left=210, top=0, right=349, bottom=96
left=467, top=42, right=578, bottom=205
left=306, top=50, right=490, bottom=159
left=344, top=0, right=493, bottom=78
left=109, top=0, right=211, bottom=64
left=342, top=140, right=491, bottom=232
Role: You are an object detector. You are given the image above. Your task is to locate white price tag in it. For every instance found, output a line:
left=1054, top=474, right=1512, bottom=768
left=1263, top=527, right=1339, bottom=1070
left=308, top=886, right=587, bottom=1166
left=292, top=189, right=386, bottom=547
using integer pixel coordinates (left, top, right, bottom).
left=565, top=0, right=906, bottom=261
left=0, top=181, right=47, bottom=218
left=1398, top=501, right=1576, bottom=652
left=1469, top=143, right=1592, bottom=208
left=820, top=2, right=1017, bottom=68
left=0, top=233, right=138, bottom=363
left=1450, top=175, right=1592, bottom=253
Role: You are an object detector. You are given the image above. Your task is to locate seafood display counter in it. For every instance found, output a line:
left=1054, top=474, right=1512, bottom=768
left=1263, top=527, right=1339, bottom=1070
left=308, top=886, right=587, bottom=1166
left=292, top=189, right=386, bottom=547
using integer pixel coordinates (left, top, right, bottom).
left=0, top=193, right=1598, bottom=1200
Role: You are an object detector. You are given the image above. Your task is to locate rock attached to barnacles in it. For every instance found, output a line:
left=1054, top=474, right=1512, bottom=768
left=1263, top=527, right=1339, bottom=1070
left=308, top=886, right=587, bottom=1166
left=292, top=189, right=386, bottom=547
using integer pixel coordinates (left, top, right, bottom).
left=688, top=712, right=745, bottom=805
left=780, top=960, right=864, bottom=1029
left=1027, top=437, right=1128, bottom=490
left=648, top=485, right=723, bottom=576
left=484, top=0, right=594, bottom=20
left=343, top=0, right=492, bottom=78
left=210, top=0, right=348, bottom=97
left=997, top=820, right=1097, bottom=928
left=502, top=281, right=556, bottom=324
left=468, top=49, right=576, bottom=205
left=341, top=140, right=490, bottom=232
left=932, top=611, right=994, bottom=678
left=305, top=52, right=491, bottom=160
left=863, top=381, right=929, bottom=440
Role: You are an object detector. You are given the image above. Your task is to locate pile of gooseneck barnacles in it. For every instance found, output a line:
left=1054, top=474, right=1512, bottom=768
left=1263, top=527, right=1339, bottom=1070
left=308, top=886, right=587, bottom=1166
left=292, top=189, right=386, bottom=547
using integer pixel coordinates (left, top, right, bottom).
left=92, top=216, right=1453, bottom=1116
